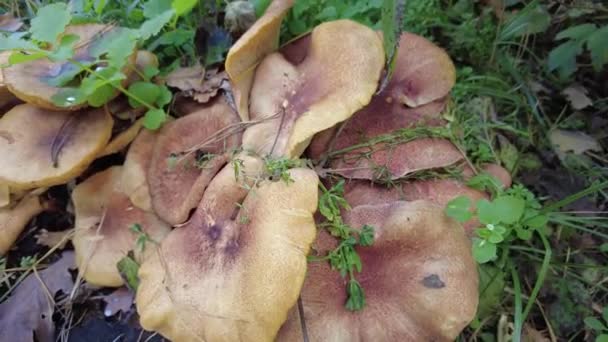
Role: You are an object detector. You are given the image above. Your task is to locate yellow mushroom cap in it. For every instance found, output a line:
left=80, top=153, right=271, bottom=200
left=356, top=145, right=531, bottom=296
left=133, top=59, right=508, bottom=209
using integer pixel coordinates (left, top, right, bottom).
left=225, top=0, right=295, bottom=121
left=148, top=97, right=241, bottom=225
left=0, top=194, right=45, bottom=255
left=136, top=158, right=319, bottom=341
left=277, top=200, right=478, bottom=341
left=71, top=166, right=170, bottom=287
left=3, top=24, right=136, bottom=111
left=242, top=19, right=385, bottom=158
left=0, top=104, right=112, bottom=190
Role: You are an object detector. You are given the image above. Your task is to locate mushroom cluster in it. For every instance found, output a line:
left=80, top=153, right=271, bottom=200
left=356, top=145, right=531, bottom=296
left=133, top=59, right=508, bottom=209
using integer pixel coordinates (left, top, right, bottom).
left=0, top=1, right=512, bottom=341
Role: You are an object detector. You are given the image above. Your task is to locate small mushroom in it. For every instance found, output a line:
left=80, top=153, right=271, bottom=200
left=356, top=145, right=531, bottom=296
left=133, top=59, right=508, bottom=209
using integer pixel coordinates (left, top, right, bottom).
left=71, top=166, right=170, bottom=287
left=2, top=24, right=136, bottom=111
left=242, top=19, right=384, bottom=158
left=225, top=0, right=295, bottom=120
left=148, top=97, right=241, bottom=225
left=136, top=157, right=319, bottom=341
left=0, top=194, right=46, bottom=255
left=0, top=104, right=113, bottom=190
left=277, top=200, right=478, bottom=341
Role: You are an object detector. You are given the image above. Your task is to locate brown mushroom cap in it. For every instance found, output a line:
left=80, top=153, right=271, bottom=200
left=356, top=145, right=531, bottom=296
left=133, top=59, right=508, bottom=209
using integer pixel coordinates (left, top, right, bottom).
left=71, top=166, right=170, bottom=287
left=343, top=179, right=488, bottom=234
left=277, top=200, right=478, bottom=341
left=98, top=117, right=144, bottom=158
left=136, top=158, right=319, bottom=341
left=225, top=0, right=295, bottom=120
left=306, top=32, right=457, bottom=178
left=120, top=128, right=155, bottom=211
left=148, top=97, right=241, bottom=225
left=388, top=33, right=456, bottom=107
left=0, top=104, right=113, bottom=190
left=0, top=194, right=45, bottom=255
left=242, top=19, right=384, bottom=158
left=0, top=51, right=18, bottom=110
left=2, top=24, right=135, bottom=111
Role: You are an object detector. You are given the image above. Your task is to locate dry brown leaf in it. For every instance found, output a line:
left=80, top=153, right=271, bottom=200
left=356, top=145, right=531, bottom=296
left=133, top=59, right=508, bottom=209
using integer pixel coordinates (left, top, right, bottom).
left=0, top=252, right=75, bottom=342
left=562, top=84, right=593, bottom=110
left=0, top=13, right=23, bottom=32
left=550, top=129, right=601, bottom=155
left=35, top=229, right=72, bottom=250
left=165, top=65, right=229, bottom=104
left=165, top=64, right=205, bottom=92
left=101, top=287, right=134, bottom=317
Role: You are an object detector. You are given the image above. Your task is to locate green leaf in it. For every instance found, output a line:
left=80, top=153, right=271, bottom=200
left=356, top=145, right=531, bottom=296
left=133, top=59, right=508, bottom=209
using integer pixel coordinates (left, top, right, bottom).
left=600, top=243, right=608, bottom=253
left=0, top=34, right=38, bottom=52
left=604, top=307, right=608, bottom=326
left=597, top=334, right=608, bottom=342
left=138, top=10, right=175, bottom=41
left=380, top=0, right=405, bottom=84
left=48, top=34, right=79, bottom=62
left=142, top=66, right=160, bottom=80
left=252, top=0, right=272, bottom=17
left=501, top=4, right=550, bottom=39
left=156, top=85, right=173, bottom=107
left=345, top=279, right=366, bottom=311
left=467, top=173, right=504, bottom=196
left=472, top=238, right=497, bottom=264
left=30, top=3, right=72, bottom=43
left=514, top=226, right=532, bottom=240
left=117, top=254, right=140, bottom=292
left=94, top=0, right=108, bottom=15
left=359, top=225, right=375, bottom=246
left=87, top=84, right=116, bottom=107
left=8, top=51, right=46, bottom=64
left=172, top=0, right=197, bottom=17
left=128, top=81, right=161, bottom=108
left=445, top=196, right=472, bottom=223
left=106, top=30, right=137, bottom=69
left=587, top=26, right=608, bottom=72
left=524, top=214, right=548, bottom=229
left=493, top=196, right=525, bottom=224
left=548, top=40, right=583, bottom=79
left=476, top=264, right=505, bottom=319
left=143, top=108, right=167, bottom=130
left=585, top=317, right=607, bottom=331
left=477, top=199, right=497, bottom=225
left=144, top=0, right=172, bottom=18
left=51, top=88, right=87, bottom=107
left=555, top=24, right=597, bottom=41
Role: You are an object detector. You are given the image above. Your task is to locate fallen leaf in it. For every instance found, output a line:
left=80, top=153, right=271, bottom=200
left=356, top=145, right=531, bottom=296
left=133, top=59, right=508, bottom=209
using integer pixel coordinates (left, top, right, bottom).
left=0, top=252, right=75, bottom=342
left=192, top=70, right=230, bottom=103
left=35, top=229, right=73, bottom=250
left=165, top=64, right=206, bottom=93
left=523, top=324, right=550, bottom=342
left=165, top=65, right=229, bottom=104
left=550, top=129, right=602, bottom=155
left=101, top=287, right=134, bottom=317
left=562, top=84, right=593, bottom=110
left=0, top=13, right=23, bottom=32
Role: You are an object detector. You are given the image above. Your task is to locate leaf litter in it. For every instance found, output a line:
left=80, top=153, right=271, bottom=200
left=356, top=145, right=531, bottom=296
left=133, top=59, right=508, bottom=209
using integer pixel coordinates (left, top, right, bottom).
left=0, top=252, right=75, bottom=342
